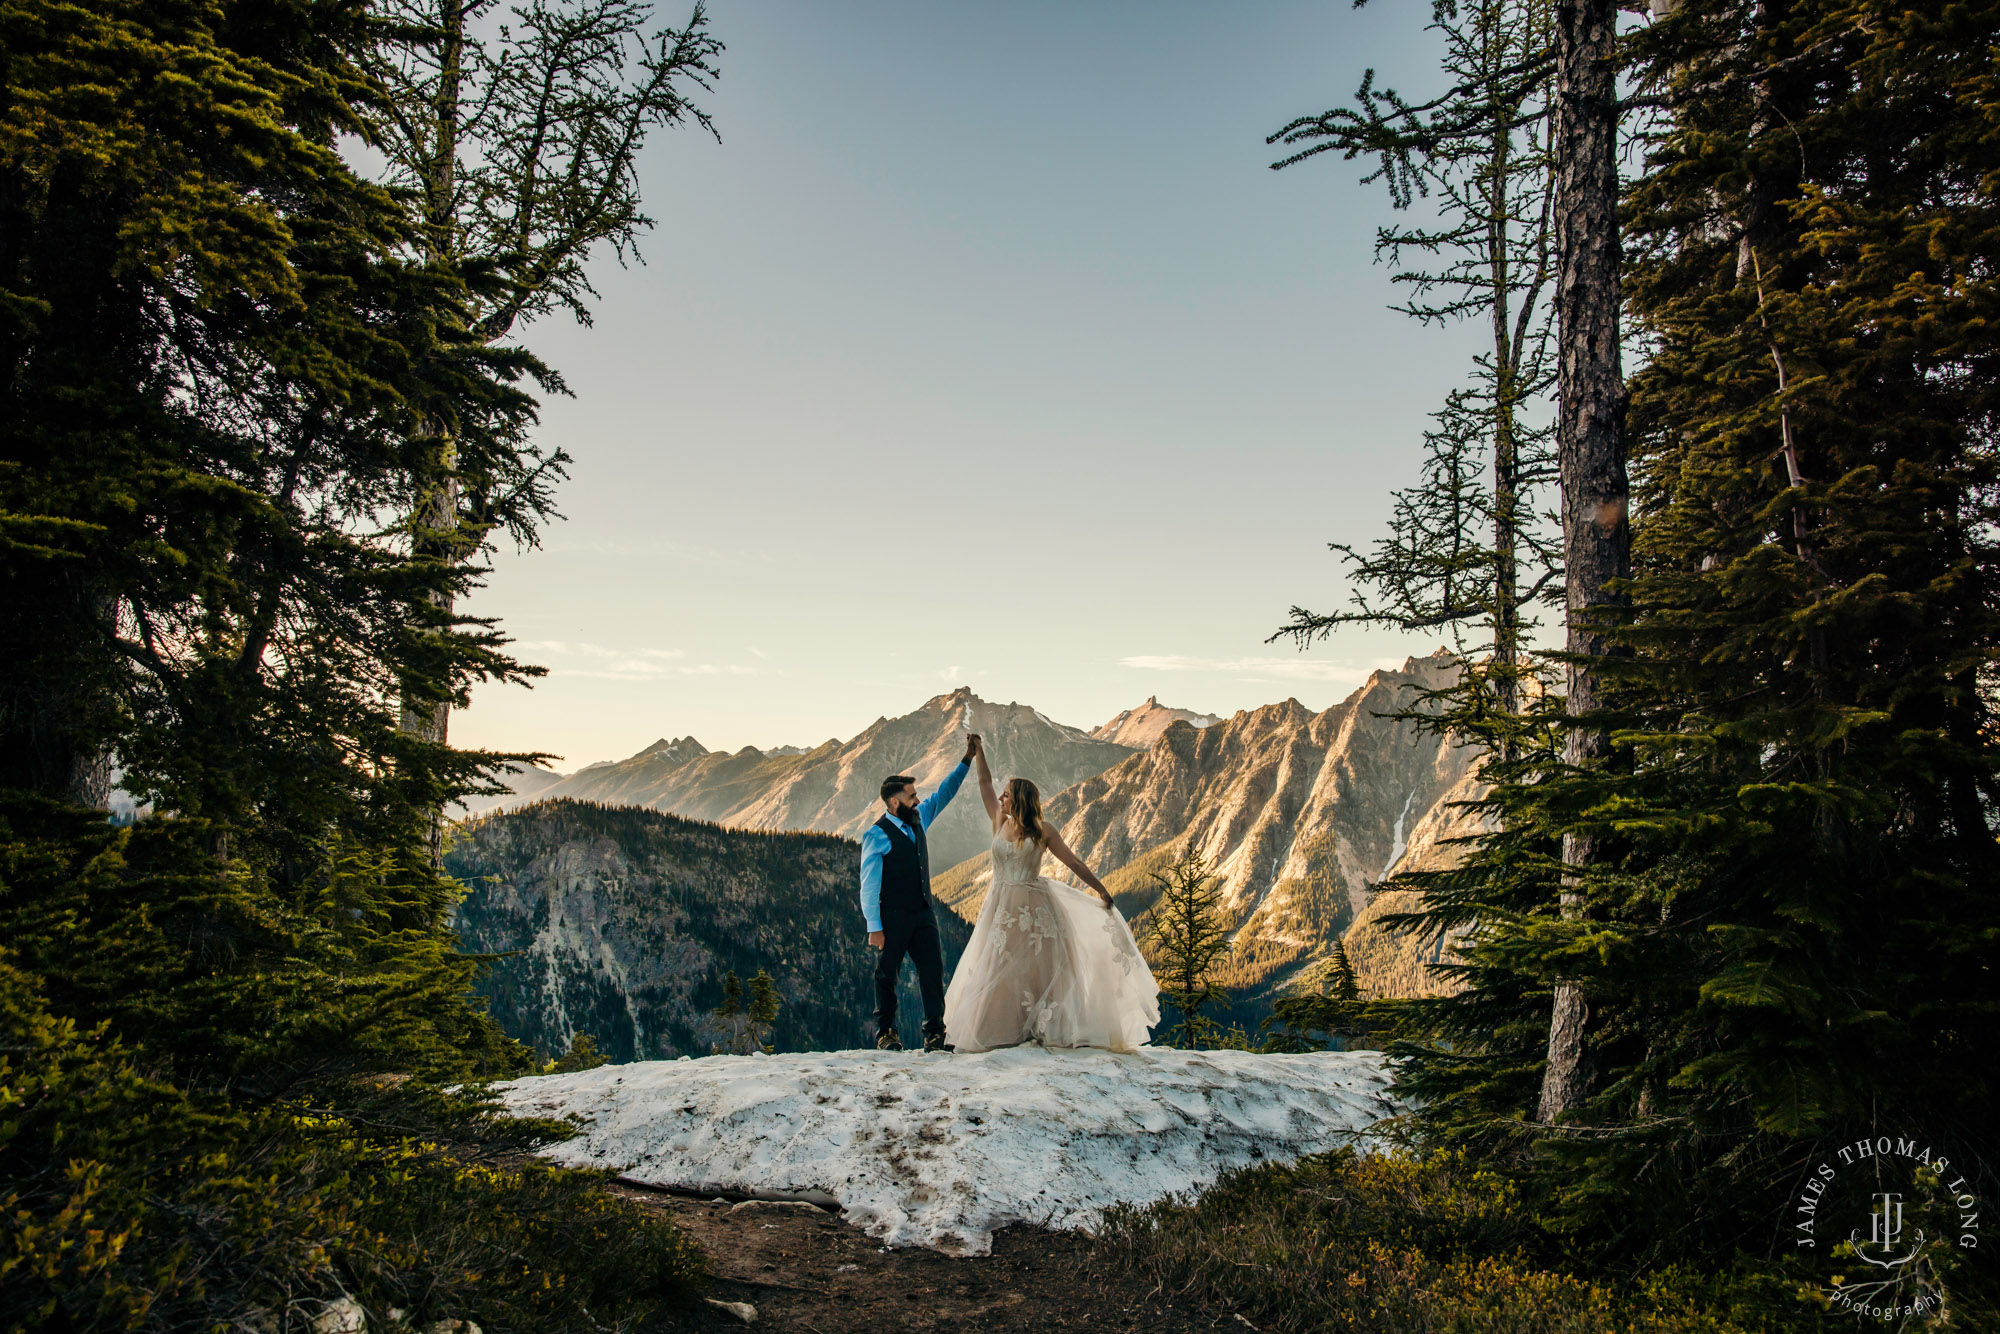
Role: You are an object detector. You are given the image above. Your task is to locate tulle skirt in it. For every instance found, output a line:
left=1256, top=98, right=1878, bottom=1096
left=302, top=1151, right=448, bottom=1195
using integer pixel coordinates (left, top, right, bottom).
left=943, top=875, right=1160, bottom=1053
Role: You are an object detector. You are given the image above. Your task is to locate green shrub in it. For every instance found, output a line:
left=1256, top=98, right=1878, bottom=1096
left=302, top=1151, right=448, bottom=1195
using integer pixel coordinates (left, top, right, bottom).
left=550, top=1032, right=613, bottom=1072
left=1, top=952, right=707, bottom=1333
left=0, top=796, right=706, bottom=1331
left=1097, top=1149, right=1824, bottom=1334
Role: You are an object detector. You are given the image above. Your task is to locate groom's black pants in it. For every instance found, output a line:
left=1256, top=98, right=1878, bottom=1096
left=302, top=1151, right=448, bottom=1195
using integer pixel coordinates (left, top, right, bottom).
left=874, top=903, right=946, bottom=1038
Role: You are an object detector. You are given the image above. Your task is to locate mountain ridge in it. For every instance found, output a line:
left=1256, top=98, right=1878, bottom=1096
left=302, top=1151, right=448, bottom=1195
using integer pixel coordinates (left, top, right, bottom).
left=508, top=688, right=1137, bottom=870
left=932, top=653, right=1475, bottom=1004
left=459, top=671, right=1482, bottom=1006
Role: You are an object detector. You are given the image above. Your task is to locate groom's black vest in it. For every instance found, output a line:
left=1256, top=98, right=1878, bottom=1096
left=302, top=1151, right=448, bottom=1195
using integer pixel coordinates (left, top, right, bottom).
left=875, top=813, right=933, bottom=914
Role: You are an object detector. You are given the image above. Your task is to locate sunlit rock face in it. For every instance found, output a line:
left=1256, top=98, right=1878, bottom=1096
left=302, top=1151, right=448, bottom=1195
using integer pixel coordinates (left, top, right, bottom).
left=495, top=1045, right=1399, bottom=1255
left=1087, top=696, right=1221, bottom=749
left=456, top=662, right=1485, bottom=1032
left=933, top=653, right=1477, bottom=1003
left=508, top=688, right=1136, bottom=872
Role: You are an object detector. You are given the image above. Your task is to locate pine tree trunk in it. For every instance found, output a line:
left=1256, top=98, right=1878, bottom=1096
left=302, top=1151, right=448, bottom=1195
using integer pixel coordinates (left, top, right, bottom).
left=1, top=579, right=118, bottom=809
left=1538, top=0, right=1628, bottom=1126
left=403, top=449, right=459, bottom=864
left=1489, top=113, right=1523, bottom=719
left=399, top=0, right=467, bottom=865
left=1493, top=404, right=1521, bottom=716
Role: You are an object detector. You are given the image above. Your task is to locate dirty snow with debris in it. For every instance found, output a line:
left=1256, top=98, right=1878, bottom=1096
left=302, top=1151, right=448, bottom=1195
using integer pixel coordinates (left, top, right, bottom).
left=495, top=1044, right=1398, bottom=1255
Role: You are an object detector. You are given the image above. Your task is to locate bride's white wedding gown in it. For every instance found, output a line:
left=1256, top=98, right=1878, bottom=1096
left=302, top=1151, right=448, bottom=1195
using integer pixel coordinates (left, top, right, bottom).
left=943, top=827, right=1159, bottom=1053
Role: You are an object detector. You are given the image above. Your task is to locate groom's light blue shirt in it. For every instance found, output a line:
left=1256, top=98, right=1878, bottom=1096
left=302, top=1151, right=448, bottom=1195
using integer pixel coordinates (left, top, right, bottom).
left=859, top=760, right=970, bottom=932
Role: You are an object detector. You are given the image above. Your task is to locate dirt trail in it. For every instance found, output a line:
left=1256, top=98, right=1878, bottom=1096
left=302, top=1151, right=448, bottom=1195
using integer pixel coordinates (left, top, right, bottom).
left=626, top=1186, right=1229, bottom=1332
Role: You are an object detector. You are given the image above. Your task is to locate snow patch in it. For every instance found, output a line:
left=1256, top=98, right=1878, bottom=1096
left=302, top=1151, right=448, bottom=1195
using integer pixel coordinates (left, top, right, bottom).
left=496, top=1045, right=1397, bottom=1255
left=1381, top=789, right=1419, bottom=880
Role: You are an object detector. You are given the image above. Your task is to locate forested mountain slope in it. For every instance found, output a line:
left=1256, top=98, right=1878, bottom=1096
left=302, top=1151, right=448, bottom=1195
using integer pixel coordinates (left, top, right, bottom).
left=448, top=801, right=971, bottom=1059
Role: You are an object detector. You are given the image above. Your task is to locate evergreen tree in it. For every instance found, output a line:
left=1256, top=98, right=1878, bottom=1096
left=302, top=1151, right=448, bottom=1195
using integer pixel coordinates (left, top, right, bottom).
left=0, top=0, right=558, bottom=872
left=360, top=0, right=722, bottom=812
left=0, top=0, right=713, bottom=1321
left=1266, top=0, right=1630, bottom=1126
left=746, top=968, right=781, bottom=1054
left=1269, top=0, right=1561, bottom=718
left=1260, top=940, right=1367, bottom=1052
left=1327, top=938, right=1360, bottom=1007
left=710, top=969, right=745, bottom=1054
left=1393, top=0, right=2000, bottom=1282
left=1143, top=844, right=1233, bottom=1049
left=552, top=1032, right=611, bottom=1071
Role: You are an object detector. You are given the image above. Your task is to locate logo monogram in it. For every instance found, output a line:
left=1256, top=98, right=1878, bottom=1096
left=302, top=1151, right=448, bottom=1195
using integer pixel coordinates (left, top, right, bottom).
left=1856, top=1192, right=1919, bottom=1269
left=1781, top=1132, right=1985, bottom=1320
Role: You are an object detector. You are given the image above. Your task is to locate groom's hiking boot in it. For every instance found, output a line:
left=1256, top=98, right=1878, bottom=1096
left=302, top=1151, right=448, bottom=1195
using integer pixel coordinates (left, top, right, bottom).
left=875, top=1029, right=904, bottom=1052
left=923, top=1032, right=954, bottom=1054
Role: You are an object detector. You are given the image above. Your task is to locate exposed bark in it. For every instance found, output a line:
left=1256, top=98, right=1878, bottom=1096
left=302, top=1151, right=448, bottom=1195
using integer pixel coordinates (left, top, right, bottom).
left=0, top=718, right=110, bottom=808
left=1489, top=107, right=1525, bottom=717
left=1267, top=0, right=1559, bottom=693
left=404, top=447, right=461, bottom=864
left=1538, top=0, right=1628, bottom=1126
left=400, top=2, right=467, bottom=864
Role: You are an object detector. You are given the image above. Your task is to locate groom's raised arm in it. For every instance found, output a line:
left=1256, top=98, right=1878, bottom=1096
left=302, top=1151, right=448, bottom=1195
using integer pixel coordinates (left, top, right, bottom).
left=859, top=825, right=889, bottom=933
left=916, top=758, right=970, bottom=829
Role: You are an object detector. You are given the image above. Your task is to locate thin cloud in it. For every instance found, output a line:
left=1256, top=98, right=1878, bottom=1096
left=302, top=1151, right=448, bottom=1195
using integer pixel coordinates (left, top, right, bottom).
left=558, top=536, right=732, bottom=566
left=512, top=639, right=773, bottom=681
left=1119, top=654, right=1371, bottom=682
left=677, top=664, right=766, bottom=677
left=512, top=641, right=685, bottom=671
left=566, top=659, right=671, bottom=679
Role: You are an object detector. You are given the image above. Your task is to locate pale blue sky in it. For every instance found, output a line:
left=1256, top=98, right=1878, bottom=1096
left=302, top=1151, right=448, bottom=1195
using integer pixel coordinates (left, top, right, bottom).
left=456, top=0, right=1484, bottom=769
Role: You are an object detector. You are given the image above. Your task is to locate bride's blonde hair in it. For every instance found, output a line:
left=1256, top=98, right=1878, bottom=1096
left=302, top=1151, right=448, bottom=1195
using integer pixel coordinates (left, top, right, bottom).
left=1006, top=776, right=1043, bottom=842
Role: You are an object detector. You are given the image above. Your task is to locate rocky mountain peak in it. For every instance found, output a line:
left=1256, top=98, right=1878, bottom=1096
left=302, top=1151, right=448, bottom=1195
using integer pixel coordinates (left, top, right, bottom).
left=934, top=658, right=1476, bottom=1009
left=637, top=736, right=709, bottom=764
left=498, top=691, right=1138, bottom=871
left=1090, top=696, right=1223, bottom=749
left=1400, top=648, right=1461, bottom=675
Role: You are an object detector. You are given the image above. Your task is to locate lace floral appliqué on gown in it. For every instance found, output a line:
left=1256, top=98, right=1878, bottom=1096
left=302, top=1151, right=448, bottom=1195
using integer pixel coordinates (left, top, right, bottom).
left=942, top=830, right=1159, bottom=1053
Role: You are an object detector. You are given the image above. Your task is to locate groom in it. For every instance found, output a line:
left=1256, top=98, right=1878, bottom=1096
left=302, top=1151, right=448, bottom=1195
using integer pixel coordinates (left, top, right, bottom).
left=860, top=732, right=980, bottom=1053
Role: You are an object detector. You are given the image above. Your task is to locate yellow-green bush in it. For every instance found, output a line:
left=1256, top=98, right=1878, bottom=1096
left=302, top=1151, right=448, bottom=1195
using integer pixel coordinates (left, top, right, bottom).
left=1096, top=1149, right=1819, bottom=1334
left=1, top=954, right=705, bottom=1332
left=0, top=792, right=706, bottom=1332
left=3, top=956, right=708, bottom=1328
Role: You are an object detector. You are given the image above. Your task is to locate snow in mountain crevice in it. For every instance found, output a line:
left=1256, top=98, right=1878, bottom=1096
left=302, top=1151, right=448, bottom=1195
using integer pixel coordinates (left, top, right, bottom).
left=1380, top=788, right=1419, bottom=880
left=496, top=1045, right=1397, bottom=1255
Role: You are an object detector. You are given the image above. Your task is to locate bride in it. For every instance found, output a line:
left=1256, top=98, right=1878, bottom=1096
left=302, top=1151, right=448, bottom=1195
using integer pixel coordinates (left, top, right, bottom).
left=942, top=741, right=1159, bottom=1053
